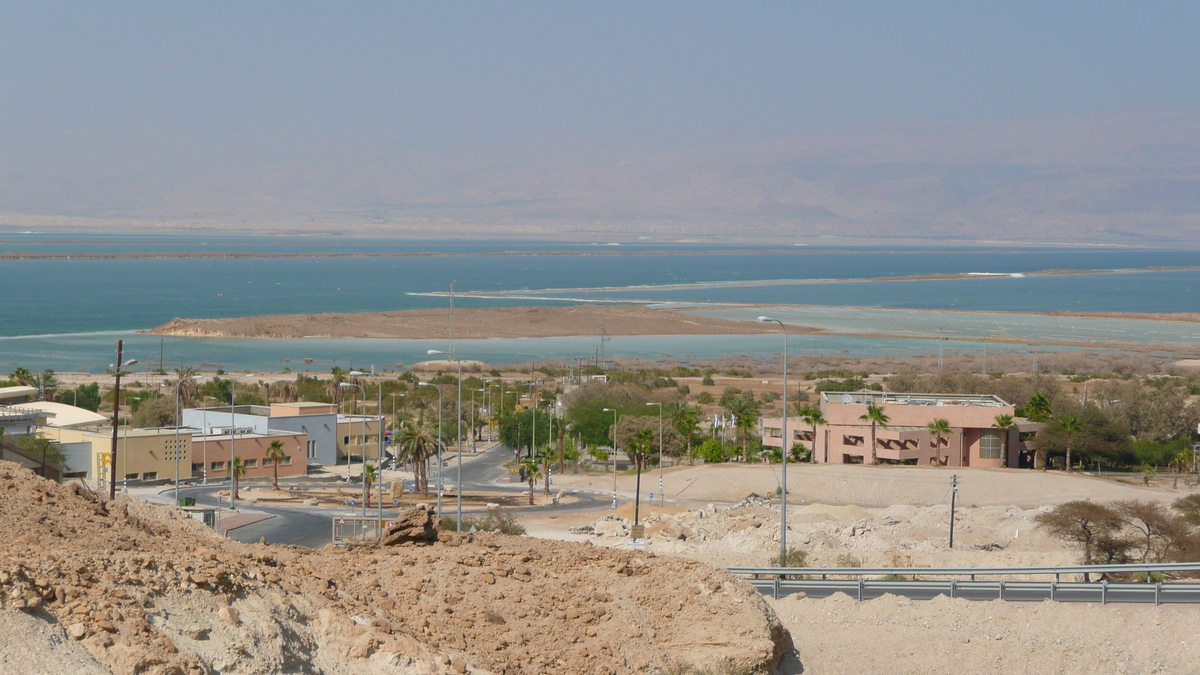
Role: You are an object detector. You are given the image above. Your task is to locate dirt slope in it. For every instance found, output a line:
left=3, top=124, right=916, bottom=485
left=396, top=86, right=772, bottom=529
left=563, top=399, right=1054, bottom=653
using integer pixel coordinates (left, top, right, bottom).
left=0, top=462, right=789, bottom=675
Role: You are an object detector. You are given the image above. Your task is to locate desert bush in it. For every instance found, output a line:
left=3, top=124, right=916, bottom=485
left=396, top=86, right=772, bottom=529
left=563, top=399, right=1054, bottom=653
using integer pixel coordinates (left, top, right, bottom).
left=439, top=507, right=526, bottom=536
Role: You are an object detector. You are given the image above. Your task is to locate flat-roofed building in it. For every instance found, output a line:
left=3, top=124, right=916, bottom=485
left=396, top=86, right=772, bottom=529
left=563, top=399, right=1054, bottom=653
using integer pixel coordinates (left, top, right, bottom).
left=762, top=391, right=1029, bottom=468
left=11, top=401, right=108, bottom=429
left=41, top=425, right=192, bottom=486
left=183, top=403, right=349, bottom=468
left=189, top=429, right=307, bottom=482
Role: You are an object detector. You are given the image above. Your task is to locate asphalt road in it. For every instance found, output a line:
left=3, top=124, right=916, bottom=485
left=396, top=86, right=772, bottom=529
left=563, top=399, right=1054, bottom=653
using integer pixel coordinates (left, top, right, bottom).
left=168, top=443, right=620, bottom=548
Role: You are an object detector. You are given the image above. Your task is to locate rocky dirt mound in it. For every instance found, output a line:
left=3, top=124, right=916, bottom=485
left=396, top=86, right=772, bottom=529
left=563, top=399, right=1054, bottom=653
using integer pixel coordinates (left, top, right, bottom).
left=0, top=462, right=790, bottom=674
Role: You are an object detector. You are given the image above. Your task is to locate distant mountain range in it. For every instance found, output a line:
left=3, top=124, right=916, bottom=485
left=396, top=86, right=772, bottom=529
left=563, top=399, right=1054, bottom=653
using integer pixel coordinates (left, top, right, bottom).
left=2, top=110, right=1198, bottom=245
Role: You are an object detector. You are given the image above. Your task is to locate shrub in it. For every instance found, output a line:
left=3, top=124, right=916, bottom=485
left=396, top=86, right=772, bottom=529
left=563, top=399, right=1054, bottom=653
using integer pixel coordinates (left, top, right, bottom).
left=770, top=548, right=808, bottom=568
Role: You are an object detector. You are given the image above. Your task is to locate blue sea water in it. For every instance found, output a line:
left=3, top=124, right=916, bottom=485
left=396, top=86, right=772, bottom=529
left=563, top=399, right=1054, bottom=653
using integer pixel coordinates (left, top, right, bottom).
left=0, top=235, right=1196, bottom=371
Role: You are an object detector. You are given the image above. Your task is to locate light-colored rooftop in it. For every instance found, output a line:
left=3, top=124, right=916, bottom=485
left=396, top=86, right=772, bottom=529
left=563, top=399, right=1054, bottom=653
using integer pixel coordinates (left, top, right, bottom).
left=0, top=386, right=38, bottom=402
left=10, top=401, right=108, bottom=428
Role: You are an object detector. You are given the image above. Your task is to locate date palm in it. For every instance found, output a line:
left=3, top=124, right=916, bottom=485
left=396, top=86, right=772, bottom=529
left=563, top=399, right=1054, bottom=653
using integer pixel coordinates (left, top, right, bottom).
left=327, top=367, right=348, bottom=405
left=927, top=418, right=951, bottom=466
left=1058, top=414, right=1083, bottom=472
left=362, top=464, right=377, bottom=507
left=724, top=397, right=760, bottom=461
left=395, top=420, right=437, bottom=493
left=172, top=366, right=202, bottom=408
left=231, top=456, right=247, bottom=501
left=10, top=367, right=33, bottom=386
left=797, top=406, right=826, bottom=462
left=669, top=402, right=701, bottom=464
left=993, top=414, right=1016, bottom=468
left=859, top=404, right=890, bottom=464
left=520, top=455, right=540, bottom=505
left=265, top=439, right=286, bottom=490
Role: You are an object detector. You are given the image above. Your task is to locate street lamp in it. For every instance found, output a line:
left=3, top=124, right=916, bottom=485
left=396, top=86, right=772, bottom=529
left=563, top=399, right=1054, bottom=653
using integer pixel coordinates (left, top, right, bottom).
left=349, top=371, right=385, bottom=530
left=108, top=340, right=138, bottom=500
left=758, top=315, right=791, bottom=564
left=602, top=408, right=618, bottom=509
left=647, top=401, right=664, bottom=506
left=427, top=349, right=464, bottom=531
left=167, top=374, right=202, bottom=507
left=339, top=381, right=368, bottom=519
left=417, top=381, right=444, bottom=517
left=229, top=372, right=256, bottom=510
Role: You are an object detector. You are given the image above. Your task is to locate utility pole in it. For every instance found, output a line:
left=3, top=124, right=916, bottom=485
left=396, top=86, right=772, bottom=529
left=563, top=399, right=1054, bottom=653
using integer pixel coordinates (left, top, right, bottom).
left=109, top=340, right=124, bottom=500
left=949, top=474, right=958, bottom=549
left=599, top=326, right=610, bottom=372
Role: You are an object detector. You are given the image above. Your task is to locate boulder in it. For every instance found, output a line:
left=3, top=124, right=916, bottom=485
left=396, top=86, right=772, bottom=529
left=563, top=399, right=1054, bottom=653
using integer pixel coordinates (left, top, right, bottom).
left=380, top=505, right=439, bottom=546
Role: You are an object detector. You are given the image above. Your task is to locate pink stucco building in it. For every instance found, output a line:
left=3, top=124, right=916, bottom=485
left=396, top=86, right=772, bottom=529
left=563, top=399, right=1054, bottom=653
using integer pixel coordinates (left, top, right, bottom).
left=762, top=391, right=1025, bottom=468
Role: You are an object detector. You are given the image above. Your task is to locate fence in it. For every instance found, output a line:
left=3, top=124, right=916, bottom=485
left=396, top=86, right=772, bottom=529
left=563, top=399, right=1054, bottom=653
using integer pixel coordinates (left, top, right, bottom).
left=331, top=517, right=385, bottom=544
left=728, top=562, right=1200, bottom=605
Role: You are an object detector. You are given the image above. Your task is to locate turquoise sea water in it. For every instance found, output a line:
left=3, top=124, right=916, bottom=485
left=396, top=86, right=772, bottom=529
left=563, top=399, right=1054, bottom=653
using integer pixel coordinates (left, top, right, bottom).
left=0, top=236, right=1197, bottom=370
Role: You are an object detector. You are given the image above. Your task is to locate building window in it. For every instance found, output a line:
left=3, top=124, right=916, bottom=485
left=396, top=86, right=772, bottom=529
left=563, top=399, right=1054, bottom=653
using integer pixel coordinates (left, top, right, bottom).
left=142, top=472, right=157, bottom=481
left=307, top=440, right=316, bottom=458
left=244, top=459, right=257, bottom=468
left=980, top=430, right=1003, bottom=459
left=343, top=436, right=350, bottom=446
left=281, top=456, right=292, bottom=465
left=212, top=461, right=225, bottom=471
left=191, top=463, right=204, bottom=473
left=125, top=473, right=139, bottom=480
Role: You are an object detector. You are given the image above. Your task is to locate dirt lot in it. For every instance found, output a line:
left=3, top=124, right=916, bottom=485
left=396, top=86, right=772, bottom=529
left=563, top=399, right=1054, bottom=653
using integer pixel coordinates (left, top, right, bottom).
left=0, top=461, right=789, bottom=675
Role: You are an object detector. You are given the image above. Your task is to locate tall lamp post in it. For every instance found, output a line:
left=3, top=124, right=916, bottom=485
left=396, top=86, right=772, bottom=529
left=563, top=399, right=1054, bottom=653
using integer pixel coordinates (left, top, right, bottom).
left=108, top=340, right=138, bottom=500
left=169, top=373, right=202, bottom=506
left=602, top=408, right=618, bottom=509
left=349, top=371, right=385, bottom=530
left=646, top=401, right=664, bottom=506
left=417, top=381, right=444, bottom=516
left=339, top=381, right=368, bottom=519
left=758, top=315, right=791, bottom=564
left=229, top=373, right=255, bottom=510
left=427, top=350, right=464, bottom=531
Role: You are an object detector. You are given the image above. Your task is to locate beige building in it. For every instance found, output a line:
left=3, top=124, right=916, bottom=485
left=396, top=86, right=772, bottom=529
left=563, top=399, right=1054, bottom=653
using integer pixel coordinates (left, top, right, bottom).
left=337, top=415, right=383, bottom=465
left=42, top=425, right=192, bottom=485
left=762, top=392, right=1029, bottom=468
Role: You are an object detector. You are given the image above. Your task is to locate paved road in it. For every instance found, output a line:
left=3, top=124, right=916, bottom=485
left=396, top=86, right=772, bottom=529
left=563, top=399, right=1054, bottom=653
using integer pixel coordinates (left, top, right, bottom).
left=166, top=444, right=620, bottom=547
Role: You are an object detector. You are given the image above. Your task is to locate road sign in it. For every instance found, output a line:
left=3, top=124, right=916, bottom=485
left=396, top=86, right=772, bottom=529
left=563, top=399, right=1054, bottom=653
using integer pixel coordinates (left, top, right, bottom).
left=648, top=493, right=654, bottom=500
left=392, top=498, right=399, bottom=505
left=386, top=521, right=395, bottom=528
left=630, top=524, right=645, bottom=539
left=100, top=452, right=112, bottom=468
left=627, top=538, right=646, bottom=550
left=337, top=518, right=345, bottom=525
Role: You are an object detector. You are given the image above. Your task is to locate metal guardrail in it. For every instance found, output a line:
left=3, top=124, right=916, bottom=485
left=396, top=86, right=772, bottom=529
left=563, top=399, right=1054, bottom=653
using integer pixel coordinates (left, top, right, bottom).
left=728, top=562, right=1200, bottom=578
left=729, top=562, right=1200, bottom=605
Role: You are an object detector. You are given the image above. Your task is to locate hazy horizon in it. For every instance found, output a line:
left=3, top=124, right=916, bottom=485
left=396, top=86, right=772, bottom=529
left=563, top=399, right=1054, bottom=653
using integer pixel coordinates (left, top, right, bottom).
left=2, top=2, right=1198, bottom=244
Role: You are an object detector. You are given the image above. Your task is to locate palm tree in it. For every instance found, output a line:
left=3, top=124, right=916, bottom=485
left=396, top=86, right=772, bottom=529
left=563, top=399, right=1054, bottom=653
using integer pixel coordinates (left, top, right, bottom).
left=363, top=463, right=377, bottom=507
left=33, top=370, right=59, bottom=401
left=396, top=420, right=437, bottom=493
left=993, top=414, right=1016, bottom=468
left=859, top=404, right=890, bottom=464
left=628, top=427, right=655, bottom=523
left=172, top=366, right=202, bottom=409
left=265, top=439, right=286, bottom=490
left=231, top=456, right=247, bottom=501
left=10, top=367, right=33, bottom=386
left=725, top=397, right=760, bottom=461
left=797, top=406, right=826, bottom=462
left=1023, top=393, right=1053, bottom=423
left=278, top=380, right=298, bottom=403
left=926, top=418, right=951, bottom=466
left=1058, top=414, right=1083, bottom=472
left=327, top=367, right=348, bottom=405
left=669, top=402, right=701, bottom=464
left=520, top=455, right=539, bottom=505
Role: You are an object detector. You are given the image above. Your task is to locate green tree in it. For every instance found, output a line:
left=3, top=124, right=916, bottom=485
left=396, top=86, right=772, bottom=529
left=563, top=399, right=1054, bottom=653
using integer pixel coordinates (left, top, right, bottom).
left=131, top=395, right=175, bottom=428
left=797, top=406, right=826, bottom=463
left=724, top=397, right=760, bottom=461
left=33, top=370, right=59, bottom=400
left=16, top=434, right=66, bottom=478
left=1034, top=501, right=1127, bottom=578
left=993, top=414, right=1016, bottom=468
left=231, top=456, right=247, bottom=500
left=1022, top=392, right=1054, bottom=423
left=363, top=463, right=377, bottom=507
left=668, top=402, right=701, bottom=463
left=927, top=418, right=951, bottom=466
left=265, top=439, right=286, bottom=490
left=10, top=367, right=33, bottom=386
left=520, top=455, right=539, bottom=505
left=1058, top=414, right=1083, bottom=472
left=396, top=421, right=437, bottom=493
left=859, top=404, right=890, bottom=464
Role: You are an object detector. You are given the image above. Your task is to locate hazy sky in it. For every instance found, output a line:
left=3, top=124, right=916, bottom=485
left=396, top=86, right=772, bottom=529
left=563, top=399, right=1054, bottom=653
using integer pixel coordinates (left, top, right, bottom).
left=4, top=1, right=1198, bottom=155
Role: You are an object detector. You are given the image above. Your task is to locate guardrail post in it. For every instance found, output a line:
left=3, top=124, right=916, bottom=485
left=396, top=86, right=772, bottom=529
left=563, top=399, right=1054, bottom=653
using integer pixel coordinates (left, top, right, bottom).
left=1050, top=580, right=1057, bottom=602
left=1101, top=581, right=1107, bottom=605
left=857, top=578, right=864, bottom=602
left=998, top=580, right=1005, bottom=601
left=1155, top=582, right=1162, bottom=606
left=773, top=578, right=781, bottom=600
left=950, top=580, right=957, bottom=598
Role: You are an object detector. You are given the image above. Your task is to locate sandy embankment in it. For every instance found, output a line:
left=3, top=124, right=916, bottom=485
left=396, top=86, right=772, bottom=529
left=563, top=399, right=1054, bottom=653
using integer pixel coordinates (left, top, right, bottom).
left=144, top=304, right=800, bottom=340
